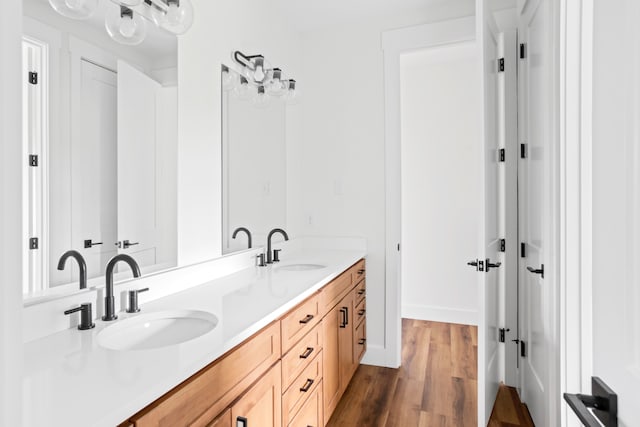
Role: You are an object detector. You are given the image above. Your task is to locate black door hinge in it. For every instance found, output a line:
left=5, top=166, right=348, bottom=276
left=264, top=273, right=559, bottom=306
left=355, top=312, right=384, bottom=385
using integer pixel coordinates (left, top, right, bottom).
left=397, top=243, right=400, bottom=251
left=520, top=43, right=527, bottom=59
left=520, top=242, right=526, bottom=258
left=500, top=239, right=506, bottom=252
left=499, top=328, right=510, bottom=343
left=498, top=57, right=505, bottom=72
left=520, top=143, right=527, bottom=159
left=29, top=154, right=39, bottom=167
left=29, top=71, right=38, bottom=85
left=29, top=237, right=39, bottom=250
left=499, top=148, right=505, bottom=162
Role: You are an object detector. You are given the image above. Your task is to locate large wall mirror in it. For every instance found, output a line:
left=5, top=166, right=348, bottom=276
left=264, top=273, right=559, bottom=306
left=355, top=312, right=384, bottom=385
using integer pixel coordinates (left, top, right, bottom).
left=221, top=65, right=289, bottom=255
left=23, top=0, right=180, bottom=299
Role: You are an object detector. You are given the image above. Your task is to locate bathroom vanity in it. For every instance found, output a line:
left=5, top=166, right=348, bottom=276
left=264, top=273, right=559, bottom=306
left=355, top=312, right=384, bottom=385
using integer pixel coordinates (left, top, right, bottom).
left=22, top=249, right=366, bottom=427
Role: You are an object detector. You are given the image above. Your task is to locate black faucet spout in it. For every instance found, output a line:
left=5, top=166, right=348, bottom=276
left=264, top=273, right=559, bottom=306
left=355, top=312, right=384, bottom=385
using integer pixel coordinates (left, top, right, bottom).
left=57, top=250, right=88, bottom=290
left=266, top=228, right=289, bottom=264
left=232, top=227, right=253, bottom=249
left=103, top=254, right=141, bottom=321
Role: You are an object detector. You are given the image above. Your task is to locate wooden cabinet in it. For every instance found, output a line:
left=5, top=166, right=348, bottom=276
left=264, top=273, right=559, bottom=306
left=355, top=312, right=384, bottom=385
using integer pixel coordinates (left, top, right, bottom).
left=231, top=362, right=282, bottom=427
left=124, top=258, right=366, bottom=427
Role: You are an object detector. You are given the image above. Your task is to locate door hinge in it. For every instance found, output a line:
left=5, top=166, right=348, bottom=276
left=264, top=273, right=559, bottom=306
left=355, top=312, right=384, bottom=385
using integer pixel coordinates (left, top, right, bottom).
left=29, top=154, right=39, bottom=167
left=29, top=71, right=38, bottom=85
left=397, top=243, right=400, bottom=251
left=500, top=239, right=506, bottom=252
left=499, top=148, right=505, bottom=162
left=520, top=143, right=527, bottom=159
left=520, top=43, right=527, bottom=59
left=520, top=242, right=526, bottom=258
left=498, top=57, right=505, bottom=72
left=499, top=328, right=510, bottom=343
left=29, top=237, right=39, bottom=250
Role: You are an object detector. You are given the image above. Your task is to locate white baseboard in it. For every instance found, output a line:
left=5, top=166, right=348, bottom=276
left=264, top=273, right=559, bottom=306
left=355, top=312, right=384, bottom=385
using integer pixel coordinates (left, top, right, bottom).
left=402, top=303, right=478, bottom=326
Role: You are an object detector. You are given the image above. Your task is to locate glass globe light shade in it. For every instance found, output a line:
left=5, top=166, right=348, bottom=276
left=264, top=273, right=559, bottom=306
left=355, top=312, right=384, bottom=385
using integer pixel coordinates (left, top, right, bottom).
left=284, top=80, right=299, bottom=103
left=105, top=5, right=147, bottom=46
left=48, top=0, right=98, bottom=19
left=221, top=66, right=239, bottom=92
left=265, top=68, right=288, bottom=96
left=252, top=86, right=272, bottom=109
left=243, top=56, right=269, bottom=85
left=154, top=0, right=194, bottom=35
left=233, top=77, right=257, bottom=101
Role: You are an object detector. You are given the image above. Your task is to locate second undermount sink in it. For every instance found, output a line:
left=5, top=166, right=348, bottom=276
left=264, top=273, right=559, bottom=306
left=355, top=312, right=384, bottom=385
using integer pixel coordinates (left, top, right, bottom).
left=97, top=309, right=218, bottom=351
left=276, top=263, right=327, bottom=272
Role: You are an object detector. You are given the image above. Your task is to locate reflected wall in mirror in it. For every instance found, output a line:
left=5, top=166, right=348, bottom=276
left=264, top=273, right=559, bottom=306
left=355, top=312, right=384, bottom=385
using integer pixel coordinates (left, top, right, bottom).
left=23, top=0, right=178, bottom=297
left=221, top=65, right=287, bottom=254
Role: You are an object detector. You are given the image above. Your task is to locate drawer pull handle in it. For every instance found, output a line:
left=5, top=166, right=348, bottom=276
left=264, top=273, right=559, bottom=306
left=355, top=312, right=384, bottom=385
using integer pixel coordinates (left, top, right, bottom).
left=358, top=309, right=365, bottom=316
left=300, top=347, right=314, bottom=359
left=300, top=378, right=314, bottom=392
left=236, top=416, right=248, bottom=427
left=357, top=289, right=365, bottom=295
left=339, top=307, right=348, bottom=328
left=299, top=314, right=314, bottom=324
left=358, top=269, right=365, bottom=275
left=359, top=338, right=366, bottom=345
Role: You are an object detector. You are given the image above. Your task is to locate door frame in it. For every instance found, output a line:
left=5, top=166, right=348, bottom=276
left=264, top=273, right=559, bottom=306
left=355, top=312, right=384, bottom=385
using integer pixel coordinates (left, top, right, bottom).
left=559, top=0, right=594, bottom=424
left=0, top=0, right=24, bottom=424
left=380, top=16, right=476, bottom=369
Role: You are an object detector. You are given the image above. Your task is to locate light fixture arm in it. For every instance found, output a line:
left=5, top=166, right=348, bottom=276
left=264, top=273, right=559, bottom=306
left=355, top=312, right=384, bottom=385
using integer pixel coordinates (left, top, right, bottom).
left=233, top=51, right=266, bottom=72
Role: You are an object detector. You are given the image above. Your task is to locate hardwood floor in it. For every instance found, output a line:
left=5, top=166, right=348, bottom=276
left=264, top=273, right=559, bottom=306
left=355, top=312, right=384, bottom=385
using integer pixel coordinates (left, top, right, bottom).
left=326, top=318, right=534, bottom=427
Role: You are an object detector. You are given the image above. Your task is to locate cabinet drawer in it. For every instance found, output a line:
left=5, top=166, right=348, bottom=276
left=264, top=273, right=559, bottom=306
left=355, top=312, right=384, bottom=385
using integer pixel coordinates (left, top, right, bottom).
left=354, top=279, right=366, bottom=306
left=282, top=352, right=323, bottom=427
left=287, top=380, right=323, bottom=427
left=206, top=409, right=231, bottom=427
left=320, top=270, right=352, bottom=316
left=355, top=297, right=366, bottom=326
left=352, top=259, right=366, bottom=285
left=131, top=322, right=281, bottom=427
left=282, top=322, right=323, bottom=390
left=354, top=320, right=366, bottom=363
left=281, top=293, right=321, bottom=354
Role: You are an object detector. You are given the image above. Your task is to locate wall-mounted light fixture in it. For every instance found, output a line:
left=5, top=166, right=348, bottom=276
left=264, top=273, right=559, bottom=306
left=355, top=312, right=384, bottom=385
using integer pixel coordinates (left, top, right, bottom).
left=47, top=0, right=194, bottom=45
left=227, top=51, right=298, bottom=103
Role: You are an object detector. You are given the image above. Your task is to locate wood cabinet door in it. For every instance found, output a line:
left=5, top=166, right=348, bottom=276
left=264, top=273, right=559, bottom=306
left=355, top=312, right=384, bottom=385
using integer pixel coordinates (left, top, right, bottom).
left=231, top=362, right=282, bottom=427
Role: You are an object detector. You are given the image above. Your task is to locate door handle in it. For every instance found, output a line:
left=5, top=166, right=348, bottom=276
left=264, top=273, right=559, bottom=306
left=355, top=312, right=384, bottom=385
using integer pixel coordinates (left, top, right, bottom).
left=339, top=308, right=347, bottom=328
left=527, top=264, right=544, bottom=278
left=486, top=260, right=502, bottom=272
left=467, top=259, right=479, bottom=271
left=122, top=240, right=139, bottom=249
left=563, top=377, right=617, bottom=427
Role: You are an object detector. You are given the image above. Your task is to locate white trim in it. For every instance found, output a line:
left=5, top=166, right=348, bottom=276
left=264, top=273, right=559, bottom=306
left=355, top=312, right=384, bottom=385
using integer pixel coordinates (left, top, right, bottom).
left=402, top=304, right=478, bottom=326
left=1, top=0, right=24, bottom=424
left=559, top=0, right=593, bottom=425
left=382, top=17, right=475, bottom=369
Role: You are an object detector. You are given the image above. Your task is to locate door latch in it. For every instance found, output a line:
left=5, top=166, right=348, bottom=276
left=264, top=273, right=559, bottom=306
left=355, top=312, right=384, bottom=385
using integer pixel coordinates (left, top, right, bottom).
left=486, top=259, right=502, bottom=272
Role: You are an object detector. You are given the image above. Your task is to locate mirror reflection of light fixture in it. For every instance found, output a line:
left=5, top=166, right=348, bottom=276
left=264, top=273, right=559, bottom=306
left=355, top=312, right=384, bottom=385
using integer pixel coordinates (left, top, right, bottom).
left=233, top=76, right=258, bottom=101
left=47, top=0, right=195, bottom=46
left=251, top=86, right=272, bottom=109
left=105, top=5, right=147, bottom=46
left=150, top=0, right=195, bottom=35
left=232, top=51, right=299, bottom=103
left=221, top=65, right=239, bottom=92
left=47, top=0, right=99, bottom=19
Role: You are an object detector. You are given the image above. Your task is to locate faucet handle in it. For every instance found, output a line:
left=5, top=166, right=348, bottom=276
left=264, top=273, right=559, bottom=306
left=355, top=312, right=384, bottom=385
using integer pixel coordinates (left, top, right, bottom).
left=126, top=288, right=149, bottom=313
left=257, top=253, right=266, bottom=267
left=64, top=303, right=95, bottom=330
left=273, top=249, right=282, bottom=263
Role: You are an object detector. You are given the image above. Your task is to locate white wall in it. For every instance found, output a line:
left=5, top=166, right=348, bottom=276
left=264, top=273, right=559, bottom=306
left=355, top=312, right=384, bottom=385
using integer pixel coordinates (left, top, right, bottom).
left=399, top=43, right=481, bottom=326
left=177, top=0, right=303, bottom=265
left=293, top=7, right=479, bottom=363
left=1, top=0, right=23, bottom=423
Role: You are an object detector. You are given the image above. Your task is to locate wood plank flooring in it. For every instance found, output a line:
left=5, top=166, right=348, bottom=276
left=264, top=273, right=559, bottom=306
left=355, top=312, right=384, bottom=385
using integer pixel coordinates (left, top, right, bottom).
left=326, top=318, right=534, bottom=427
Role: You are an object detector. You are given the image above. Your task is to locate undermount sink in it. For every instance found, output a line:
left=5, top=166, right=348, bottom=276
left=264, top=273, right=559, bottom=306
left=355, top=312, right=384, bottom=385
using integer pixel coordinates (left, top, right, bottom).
left=97, top=309, right=217, bottom=351
left=276, top=263, right=327, bottom=272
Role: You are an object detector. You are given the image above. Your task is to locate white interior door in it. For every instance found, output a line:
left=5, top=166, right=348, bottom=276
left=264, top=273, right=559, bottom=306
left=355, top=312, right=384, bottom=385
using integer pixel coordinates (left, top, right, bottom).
left=587, top=0, right=640, bottom=424
left=517, top=0, right=551, bottom=424
left=117, top=60, right=161, bottom=268
left=477, top=0, right=502, bottom=423
left=71, top=60, right=118, bottom=280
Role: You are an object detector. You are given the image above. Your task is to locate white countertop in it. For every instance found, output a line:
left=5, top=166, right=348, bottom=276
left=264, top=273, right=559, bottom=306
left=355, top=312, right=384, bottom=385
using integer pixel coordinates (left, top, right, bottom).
left=22, top=249, right=365, bottom=427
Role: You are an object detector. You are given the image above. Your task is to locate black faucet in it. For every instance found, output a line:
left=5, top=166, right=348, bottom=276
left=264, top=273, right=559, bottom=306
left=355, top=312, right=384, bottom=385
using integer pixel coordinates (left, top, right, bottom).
left=57, top=250, right=87, bottom=290
left=102, top=254, right=141, bottom=321
left=266, top=228, right=289, bottom=264
left=232, top=227, right=252, bottom=249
